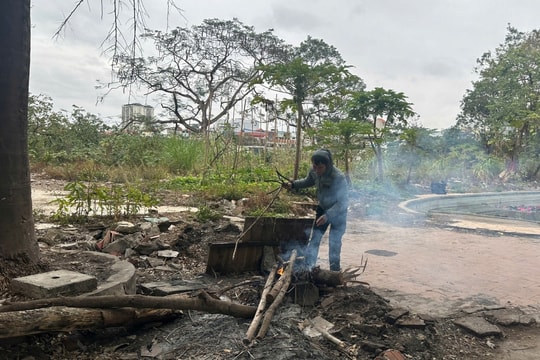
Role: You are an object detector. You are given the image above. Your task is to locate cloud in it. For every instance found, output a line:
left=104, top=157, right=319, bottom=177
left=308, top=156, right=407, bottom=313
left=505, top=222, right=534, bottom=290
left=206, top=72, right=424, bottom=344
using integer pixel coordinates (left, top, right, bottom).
left=29, top=0, right=540, bottom=130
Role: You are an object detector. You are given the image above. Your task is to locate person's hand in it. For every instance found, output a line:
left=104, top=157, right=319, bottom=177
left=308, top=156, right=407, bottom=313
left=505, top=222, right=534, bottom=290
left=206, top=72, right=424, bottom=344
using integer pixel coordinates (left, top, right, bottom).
left=316, top=214, right=327, bottom=226
left=282, top=181, right=293, bottom=190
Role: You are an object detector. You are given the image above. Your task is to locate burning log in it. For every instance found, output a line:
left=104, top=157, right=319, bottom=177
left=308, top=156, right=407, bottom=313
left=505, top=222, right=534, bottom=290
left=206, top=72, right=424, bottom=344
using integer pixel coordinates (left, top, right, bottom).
left=308, top=266, right=368, bottom=288
left=311, top=268, right=344, bottom=287
left=265, top=264, right=288, bottom=304
left=311, top=256, right=369, bottom=288
left=256, top=249, right=297, bottom=339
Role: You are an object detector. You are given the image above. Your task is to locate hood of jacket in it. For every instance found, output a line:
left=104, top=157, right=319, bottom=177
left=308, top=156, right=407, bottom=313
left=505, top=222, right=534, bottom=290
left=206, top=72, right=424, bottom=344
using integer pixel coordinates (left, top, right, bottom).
left=311, top=149, right=334, bottom=169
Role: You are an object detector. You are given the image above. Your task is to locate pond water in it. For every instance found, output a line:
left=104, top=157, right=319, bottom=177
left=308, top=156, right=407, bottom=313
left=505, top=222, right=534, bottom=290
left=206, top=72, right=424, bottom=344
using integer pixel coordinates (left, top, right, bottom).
left=402, top=191, right=540, bottom=225
left=435, top=201, right=540, bottom=223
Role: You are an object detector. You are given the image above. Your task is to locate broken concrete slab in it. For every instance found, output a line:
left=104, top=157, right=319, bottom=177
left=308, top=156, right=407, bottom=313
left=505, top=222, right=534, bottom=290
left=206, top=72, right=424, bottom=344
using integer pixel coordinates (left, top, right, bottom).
left=143, top=217, right=171, bottom=232
left=12, top=270, right=98, bottom=298
left=417, top=313, right=437, bottom=324
left=86, top=252, right=137, bottom=296
left=114, top=221, right=141, bottom=234
left=454, top=316, right=503, bottom=337
left=139, top=280, right=207, bottom=296
left=385, top=308, right=409, bottom=324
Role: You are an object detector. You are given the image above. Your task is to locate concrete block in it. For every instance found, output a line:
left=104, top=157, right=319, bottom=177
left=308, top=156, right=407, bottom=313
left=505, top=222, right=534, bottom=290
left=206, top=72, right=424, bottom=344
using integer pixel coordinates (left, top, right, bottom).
left=11, top=270, right=98, bottom=298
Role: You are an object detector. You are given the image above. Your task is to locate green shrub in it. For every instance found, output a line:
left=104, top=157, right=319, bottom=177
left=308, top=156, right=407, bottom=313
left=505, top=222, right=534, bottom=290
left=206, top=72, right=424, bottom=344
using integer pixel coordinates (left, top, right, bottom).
left=196, top=204, right=222, bottom=222
left=51, top=181, right=159, bottom=223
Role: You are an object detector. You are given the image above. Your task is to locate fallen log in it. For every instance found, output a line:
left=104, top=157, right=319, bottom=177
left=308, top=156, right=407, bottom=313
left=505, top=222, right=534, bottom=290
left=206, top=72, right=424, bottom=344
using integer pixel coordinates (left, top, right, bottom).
left=0, top=291, right=256, bottom=317
left=0, top=291, right=256, bottom=339
left=0, top=307, right=178, bottom=339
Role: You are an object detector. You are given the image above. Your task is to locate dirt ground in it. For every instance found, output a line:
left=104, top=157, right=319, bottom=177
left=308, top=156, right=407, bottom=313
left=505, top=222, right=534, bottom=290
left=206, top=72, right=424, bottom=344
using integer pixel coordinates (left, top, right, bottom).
left=0, top=177, right=539, bottom=359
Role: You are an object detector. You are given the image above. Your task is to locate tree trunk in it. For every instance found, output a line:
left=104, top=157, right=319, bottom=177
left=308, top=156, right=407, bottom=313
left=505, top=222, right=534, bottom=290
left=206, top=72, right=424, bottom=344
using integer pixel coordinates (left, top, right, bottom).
left=293, top=103, right=304, bottom=180
left=0, top=1, right=39, bottom=264
left=375, top=143, right=384, bottom=181
left=344, top=149, right=352, bottom=186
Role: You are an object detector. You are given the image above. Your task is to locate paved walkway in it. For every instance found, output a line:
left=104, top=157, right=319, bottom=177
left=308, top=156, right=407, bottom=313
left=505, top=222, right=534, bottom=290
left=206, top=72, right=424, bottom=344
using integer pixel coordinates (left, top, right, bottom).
left=318, top=217, right=540, bottom=319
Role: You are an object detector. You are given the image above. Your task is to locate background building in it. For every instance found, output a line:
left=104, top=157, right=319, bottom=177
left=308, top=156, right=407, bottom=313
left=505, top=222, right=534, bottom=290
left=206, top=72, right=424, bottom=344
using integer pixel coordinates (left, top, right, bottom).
left=121, top=103, right=154, bottom=131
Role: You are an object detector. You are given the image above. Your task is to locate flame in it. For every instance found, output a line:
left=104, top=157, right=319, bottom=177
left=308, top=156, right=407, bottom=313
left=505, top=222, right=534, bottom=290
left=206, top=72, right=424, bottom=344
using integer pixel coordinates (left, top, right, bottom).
left=277, top=267, right=284, bottom=276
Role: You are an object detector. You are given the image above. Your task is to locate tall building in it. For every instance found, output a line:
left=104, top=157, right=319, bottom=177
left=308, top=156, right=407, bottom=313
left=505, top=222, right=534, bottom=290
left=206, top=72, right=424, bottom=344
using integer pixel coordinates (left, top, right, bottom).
left=121, top=103, right=154, bottom=131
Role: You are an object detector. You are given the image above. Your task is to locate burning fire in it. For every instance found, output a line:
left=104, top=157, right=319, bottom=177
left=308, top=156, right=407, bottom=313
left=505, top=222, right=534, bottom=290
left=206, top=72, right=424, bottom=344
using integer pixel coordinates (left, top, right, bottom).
left=277, top=267, right=284, bottom=276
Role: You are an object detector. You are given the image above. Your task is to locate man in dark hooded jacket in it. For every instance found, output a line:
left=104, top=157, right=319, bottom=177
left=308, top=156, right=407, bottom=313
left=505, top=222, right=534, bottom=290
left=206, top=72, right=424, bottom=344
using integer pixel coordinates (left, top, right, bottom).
left=285, top=149, right=348, bottom=271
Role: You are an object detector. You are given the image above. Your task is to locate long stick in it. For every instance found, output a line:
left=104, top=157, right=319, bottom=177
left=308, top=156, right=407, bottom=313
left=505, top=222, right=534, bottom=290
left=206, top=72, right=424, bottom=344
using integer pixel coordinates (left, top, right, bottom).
left=243, top=264, right=278, bottom=344
left=256, top=250, right=297, bottom=339
left=265, top=273, right=285, bottom=305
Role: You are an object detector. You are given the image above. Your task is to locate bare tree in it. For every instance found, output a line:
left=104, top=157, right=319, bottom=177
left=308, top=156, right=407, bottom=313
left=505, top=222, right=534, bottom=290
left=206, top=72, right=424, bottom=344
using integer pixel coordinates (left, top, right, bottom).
left=113, top=18, right=286, bottom=134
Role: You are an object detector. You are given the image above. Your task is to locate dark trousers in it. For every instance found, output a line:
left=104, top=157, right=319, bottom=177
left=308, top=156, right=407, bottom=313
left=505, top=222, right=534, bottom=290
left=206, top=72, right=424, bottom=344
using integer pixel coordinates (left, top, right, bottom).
left=305, top=206, right=346, bottom=271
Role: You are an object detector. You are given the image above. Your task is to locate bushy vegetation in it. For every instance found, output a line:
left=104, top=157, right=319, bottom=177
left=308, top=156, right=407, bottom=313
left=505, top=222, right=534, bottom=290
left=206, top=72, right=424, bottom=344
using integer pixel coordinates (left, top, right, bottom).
left=28, top=93, right=540, bottom=224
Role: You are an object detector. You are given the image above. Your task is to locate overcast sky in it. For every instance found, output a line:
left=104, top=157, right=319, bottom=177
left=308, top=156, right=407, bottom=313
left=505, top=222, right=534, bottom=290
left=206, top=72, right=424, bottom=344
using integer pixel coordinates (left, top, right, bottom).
left=30, top=0, right=540, bottom=129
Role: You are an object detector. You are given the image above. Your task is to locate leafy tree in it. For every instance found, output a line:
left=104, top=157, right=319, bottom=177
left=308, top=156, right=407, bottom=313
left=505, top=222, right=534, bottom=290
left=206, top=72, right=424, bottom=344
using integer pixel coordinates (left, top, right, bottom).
left=69, top=107, right=109, bottom=157
left=257, top=36, right=364, bottom=179
left=348, top=87, right=416, bottom=181
left=28, top=94, right=70, bottom=163
left=458, top=26, right=540, bottom=178
left=307, top=119, right=370, bottom=185
left=396, top=126, right=437, bottom=184
left=28, top=96, right=109, bottom=165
